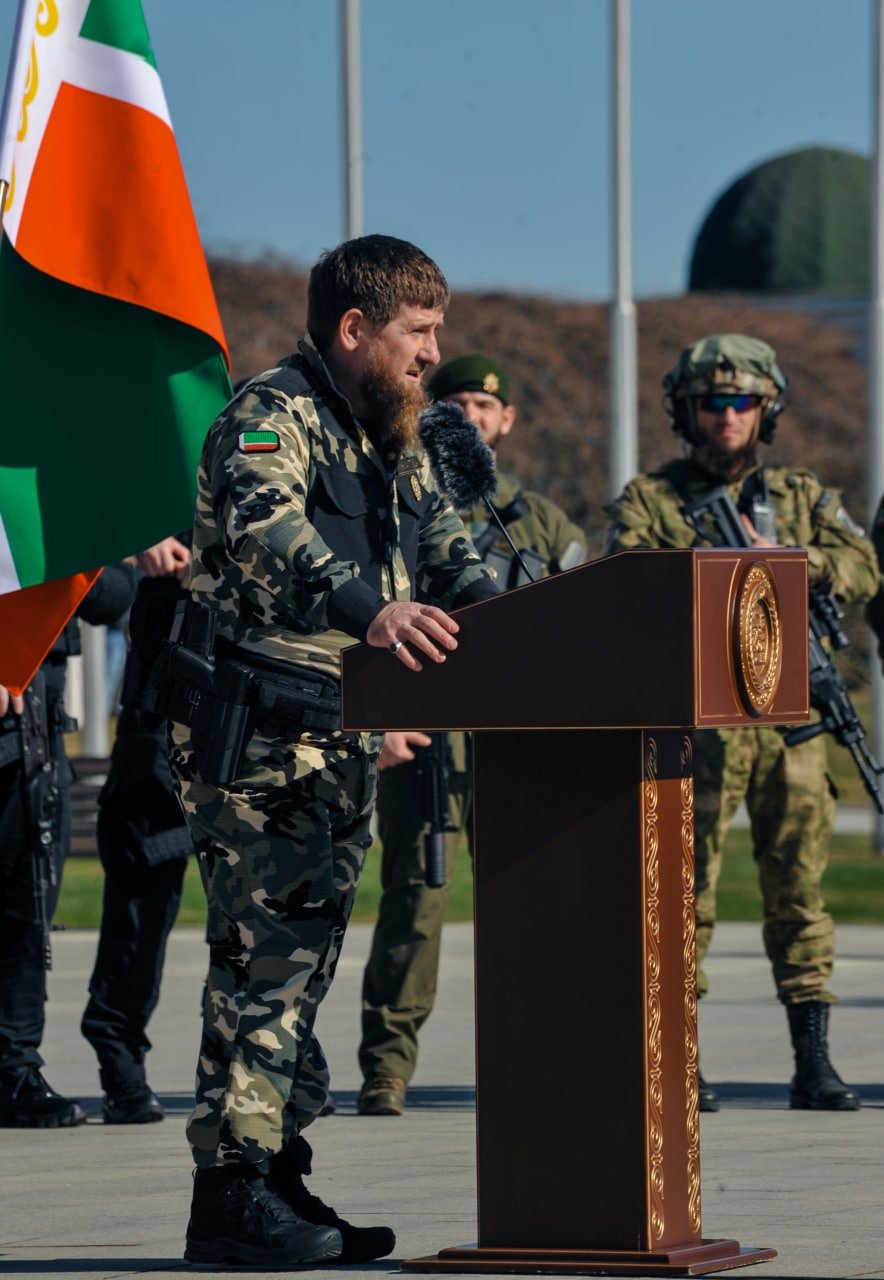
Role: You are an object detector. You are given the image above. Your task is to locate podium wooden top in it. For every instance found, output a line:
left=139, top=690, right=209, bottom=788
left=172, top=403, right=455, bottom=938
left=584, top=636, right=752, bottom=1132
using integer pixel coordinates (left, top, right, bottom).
left=340, top=547, right=810, bottom=732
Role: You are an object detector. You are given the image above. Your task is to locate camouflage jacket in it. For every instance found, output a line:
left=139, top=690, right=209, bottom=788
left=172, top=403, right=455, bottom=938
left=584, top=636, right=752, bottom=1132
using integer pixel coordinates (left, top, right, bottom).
left=465, top=471, right=587, bottom=588
left=605, top=457, right=878, bottom=605
left=190, top=336, right=497, bottom=677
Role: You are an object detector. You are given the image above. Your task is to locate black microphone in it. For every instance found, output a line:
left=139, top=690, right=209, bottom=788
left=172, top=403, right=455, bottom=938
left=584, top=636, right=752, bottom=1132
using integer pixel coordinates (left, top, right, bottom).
left=418, top=400, right=496, bottom=509
left=418, top=400, right=537, bottom=583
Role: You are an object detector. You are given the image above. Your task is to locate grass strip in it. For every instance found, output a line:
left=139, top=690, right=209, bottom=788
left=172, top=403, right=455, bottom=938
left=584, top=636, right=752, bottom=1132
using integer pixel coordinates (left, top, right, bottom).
left=55, top=828, right=884, bottom=931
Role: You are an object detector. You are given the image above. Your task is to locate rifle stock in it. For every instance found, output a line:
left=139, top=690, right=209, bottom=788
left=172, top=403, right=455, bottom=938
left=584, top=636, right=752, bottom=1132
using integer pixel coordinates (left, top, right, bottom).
left=416, top=732, right=454, bottom=888
left=16, top=671, right=55, bottom=969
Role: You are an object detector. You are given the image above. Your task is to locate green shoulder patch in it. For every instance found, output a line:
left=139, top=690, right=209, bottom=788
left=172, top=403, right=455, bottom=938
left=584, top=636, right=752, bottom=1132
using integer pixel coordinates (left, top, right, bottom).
left=239, top=430, right=280, bottom=454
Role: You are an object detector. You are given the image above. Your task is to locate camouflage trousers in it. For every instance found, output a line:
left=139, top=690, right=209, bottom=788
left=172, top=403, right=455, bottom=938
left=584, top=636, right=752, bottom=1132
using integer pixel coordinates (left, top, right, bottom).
left=359, top=738, right=471, bottom=1085
left=170, top=722, right=379, bottom=1168
left=692, top=725, right=836, bottom=1006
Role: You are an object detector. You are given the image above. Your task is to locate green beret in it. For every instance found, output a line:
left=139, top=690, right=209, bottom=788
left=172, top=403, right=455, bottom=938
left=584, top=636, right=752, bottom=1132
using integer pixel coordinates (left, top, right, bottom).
left=429, top=354, right=510, bottom=404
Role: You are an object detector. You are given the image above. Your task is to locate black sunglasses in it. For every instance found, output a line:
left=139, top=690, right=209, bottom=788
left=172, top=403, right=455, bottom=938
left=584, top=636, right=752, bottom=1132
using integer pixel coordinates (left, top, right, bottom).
left=698, top=393, right=762, bottom=415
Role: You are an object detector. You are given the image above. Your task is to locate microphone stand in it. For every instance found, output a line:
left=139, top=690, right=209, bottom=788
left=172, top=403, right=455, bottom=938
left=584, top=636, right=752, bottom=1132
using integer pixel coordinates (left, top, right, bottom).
left=480, top=495, right=537, bottom=583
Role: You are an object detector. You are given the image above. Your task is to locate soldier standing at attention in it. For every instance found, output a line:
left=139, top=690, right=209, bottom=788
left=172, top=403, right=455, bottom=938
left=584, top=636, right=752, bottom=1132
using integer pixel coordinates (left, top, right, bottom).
left=605, top=334, right=877, bottom=1114
left=357, top=354, right=587, bottom=1117
left=0, top=565, right=137, bottom=1127
left=81, top=536, right=193, bottom=1125
left=169, top=236, right=498, bottom=1269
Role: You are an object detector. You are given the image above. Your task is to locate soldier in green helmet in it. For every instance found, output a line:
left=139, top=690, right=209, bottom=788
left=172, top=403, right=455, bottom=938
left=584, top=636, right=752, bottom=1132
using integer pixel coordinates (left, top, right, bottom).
left=356, top=354, right=587, bottom=1117
left=606, top=333, right=878, bottom=1113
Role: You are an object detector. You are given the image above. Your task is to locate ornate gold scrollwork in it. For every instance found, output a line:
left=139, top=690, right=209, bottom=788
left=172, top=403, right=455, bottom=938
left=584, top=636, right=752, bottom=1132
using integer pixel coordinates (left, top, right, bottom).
left=680, top=735, right=701, bottom=1232
left=733, top=561, right=783, bottom=716
left=17, top=40, right=38, bottom=142
left=16, top=2, right=58, bottom=148
left=36, top=1, right=60, bottom=37
left=644, top=737, right=664, bottom=1242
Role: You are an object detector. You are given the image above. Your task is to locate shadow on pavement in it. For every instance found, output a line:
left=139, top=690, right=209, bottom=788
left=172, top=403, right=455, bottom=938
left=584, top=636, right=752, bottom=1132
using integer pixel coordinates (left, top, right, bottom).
left=0, top=1262, right=188, bottom=1274
left=702, top=1081, right=884, bottom=1108
left=329, top=1086, right=476, bottom=1114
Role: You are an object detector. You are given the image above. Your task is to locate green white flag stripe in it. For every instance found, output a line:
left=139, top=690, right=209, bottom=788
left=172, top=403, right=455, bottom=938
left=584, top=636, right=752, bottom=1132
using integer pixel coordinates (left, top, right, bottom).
left=0, top=514, right=20, bottom=594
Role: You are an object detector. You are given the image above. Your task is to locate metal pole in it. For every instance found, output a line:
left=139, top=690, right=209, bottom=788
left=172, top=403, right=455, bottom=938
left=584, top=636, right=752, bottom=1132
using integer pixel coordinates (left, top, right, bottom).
left=870, top=0, right=884, bottom=850
left=80, top=623, right=109, bottom=757
left=608, top=0, right=638, bottom=499
left=341, top=0, right=363, bottom=240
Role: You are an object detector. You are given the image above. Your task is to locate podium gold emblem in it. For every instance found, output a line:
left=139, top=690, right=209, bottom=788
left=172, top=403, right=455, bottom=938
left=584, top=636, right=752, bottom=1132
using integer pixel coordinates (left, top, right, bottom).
left=734, top=562, right=782, bottom=715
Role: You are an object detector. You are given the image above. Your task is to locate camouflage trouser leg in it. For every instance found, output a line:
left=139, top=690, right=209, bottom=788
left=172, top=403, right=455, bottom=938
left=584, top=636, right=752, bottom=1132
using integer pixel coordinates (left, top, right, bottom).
left=692, top=727, right=835, bottom=1004
left=692, top=729, right=749, bottom=1000
left=359, top=756, right=470, bottom=1084
left=746, top=730, right=835, bottom=1004
left=170, top=723, right=378, bottom=1168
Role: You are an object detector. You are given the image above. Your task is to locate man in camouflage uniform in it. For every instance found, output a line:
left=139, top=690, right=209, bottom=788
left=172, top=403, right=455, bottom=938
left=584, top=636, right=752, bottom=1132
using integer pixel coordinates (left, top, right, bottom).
left=606, top=334, right=877, bottom=1114
left=169, top=236, right=498, bottom=1268
left=357, top=354, right=587, bottom=1116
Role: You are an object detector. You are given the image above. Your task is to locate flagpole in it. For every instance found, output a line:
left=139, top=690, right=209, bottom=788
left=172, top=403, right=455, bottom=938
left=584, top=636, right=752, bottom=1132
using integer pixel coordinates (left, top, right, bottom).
left=340, top=0, right=363, bottom=239
left=0, top=0, right=37, bottom=233
left=608, top=0, right=638, bottom=498
left=870, top=0, right=884, bottom=852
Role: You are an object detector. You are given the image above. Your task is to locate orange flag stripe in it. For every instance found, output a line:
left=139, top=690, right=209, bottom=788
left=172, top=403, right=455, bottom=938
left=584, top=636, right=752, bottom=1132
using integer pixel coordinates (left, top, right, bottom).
left=15, top=81, right=228, bottom=360
left=0, top=570, right=102, bottom=695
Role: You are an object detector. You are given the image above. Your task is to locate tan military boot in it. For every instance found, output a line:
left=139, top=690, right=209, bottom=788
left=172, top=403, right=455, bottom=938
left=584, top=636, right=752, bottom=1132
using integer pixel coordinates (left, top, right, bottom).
left=357, top=1074, right=406, bottom=1116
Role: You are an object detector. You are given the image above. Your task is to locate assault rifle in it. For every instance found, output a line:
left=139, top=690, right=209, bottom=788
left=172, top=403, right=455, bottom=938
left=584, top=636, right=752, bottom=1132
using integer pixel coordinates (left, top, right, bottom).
left=681, top=486, right=884, bottom=815
left=14, top=671, right=58, bottom=969
left=416, top=732, right=456, bottom=888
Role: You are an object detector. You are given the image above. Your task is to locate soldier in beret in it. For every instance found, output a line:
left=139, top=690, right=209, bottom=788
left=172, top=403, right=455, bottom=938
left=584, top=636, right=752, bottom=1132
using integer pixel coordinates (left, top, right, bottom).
left=605, top=333, right=876, bottom=1114
left=357, top=353, right=587, bottom=1117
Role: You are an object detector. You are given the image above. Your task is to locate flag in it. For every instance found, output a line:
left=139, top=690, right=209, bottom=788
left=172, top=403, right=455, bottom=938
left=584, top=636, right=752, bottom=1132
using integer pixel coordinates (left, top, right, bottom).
left=0, top=0, right=231, bottom=691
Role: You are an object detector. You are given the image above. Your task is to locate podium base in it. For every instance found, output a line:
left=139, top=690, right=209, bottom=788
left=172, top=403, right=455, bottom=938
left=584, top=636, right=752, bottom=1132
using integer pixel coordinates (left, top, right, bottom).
left=401, top=1238, right=777, bottom=1276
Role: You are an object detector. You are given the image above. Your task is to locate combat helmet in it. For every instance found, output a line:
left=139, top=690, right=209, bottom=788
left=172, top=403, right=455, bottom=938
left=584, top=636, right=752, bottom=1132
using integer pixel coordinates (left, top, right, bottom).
left=662, top=333, right=788, bottom=445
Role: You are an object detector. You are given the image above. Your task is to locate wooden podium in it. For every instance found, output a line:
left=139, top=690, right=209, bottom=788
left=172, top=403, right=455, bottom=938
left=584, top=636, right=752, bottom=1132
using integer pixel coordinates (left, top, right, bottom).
left=341, top=548, right=809, bottom=1276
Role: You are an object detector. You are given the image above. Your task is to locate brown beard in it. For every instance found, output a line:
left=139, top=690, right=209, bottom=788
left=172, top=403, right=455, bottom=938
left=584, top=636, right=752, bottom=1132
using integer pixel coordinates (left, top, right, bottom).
left=693, top=438, right=759, bottom=482
left=360, top=348, right=428, bottom=450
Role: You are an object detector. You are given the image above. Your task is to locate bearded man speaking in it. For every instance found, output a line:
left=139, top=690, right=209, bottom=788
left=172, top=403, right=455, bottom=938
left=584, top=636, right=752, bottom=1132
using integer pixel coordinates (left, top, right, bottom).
left=169, top=236, right=498, bottom=1268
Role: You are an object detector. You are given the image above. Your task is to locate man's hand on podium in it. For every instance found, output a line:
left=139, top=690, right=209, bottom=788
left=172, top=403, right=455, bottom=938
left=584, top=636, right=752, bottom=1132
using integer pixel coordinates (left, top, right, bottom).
left=367, top=601, right=459, bottom=672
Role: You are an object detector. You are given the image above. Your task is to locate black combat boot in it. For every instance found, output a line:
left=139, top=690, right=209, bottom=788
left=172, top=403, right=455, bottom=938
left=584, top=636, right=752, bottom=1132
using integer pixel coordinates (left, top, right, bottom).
left=270, top=1135, right=396, bottom=1264
left=102, top=1080, right=164, bottom=1124
left=698, top=1071, right=719, bottom=1113
left=184, top=1162, right=343, bottom=1267
left=786, top=1000, right=860, bottom=1111
left=0, top=1066, right=86, bottom=1128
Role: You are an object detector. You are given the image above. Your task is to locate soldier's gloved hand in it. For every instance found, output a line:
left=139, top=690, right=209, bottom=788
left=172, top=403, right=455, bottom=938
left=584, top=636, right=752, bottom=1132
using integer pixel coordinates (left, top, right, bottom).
left=379, top=730, right=433, bottom=770
left=0, top=684, right=24, bottom=716
left=367, top=601, right=459, bottom=673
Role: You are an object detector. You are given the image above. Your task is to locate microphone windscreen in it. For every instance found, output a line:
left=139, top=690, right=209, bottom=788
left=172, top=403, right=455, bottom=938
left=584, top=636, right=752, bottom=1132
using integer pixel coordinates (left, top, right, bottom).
left=419, top=401, right=497, bottom=511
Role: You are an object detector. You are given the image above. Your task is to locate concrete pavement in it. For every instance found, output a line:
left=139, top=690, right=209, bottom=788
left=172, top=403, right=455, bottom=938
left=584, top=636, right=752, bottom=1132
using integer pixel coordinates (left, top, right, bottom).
left=1, top=919, right=882, bottom=1280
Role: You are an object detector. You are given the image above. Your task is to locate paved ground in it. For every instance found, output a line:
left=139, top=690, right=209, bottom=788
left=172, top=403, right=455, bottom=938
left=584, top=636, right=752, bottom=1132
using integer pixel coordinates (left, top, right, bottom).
left=2, top=919, right=882, bottom=1280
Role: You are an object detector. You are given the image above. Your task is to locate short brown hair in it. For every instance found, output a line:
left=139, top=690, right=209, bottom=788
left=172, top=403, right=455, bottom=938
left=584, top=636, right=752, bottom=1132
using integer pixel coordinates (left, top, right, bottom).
left=307, top=234, right=449, bottom=352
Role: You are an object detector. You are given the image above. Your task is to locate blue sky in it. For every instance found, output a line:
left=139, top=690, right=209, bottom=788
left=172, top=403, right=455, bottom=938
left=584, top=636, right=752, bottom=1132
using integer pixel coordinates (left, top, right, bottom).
left=0, top=0, right=874, bottom=299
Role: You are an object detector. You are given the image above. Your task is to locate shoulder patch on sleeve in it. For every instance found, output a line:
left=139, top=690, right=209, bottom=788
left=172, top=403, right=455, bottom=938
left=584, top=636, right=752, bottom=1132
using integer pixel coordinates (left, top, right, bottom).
left=239, top=430, right=280, bottom=454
